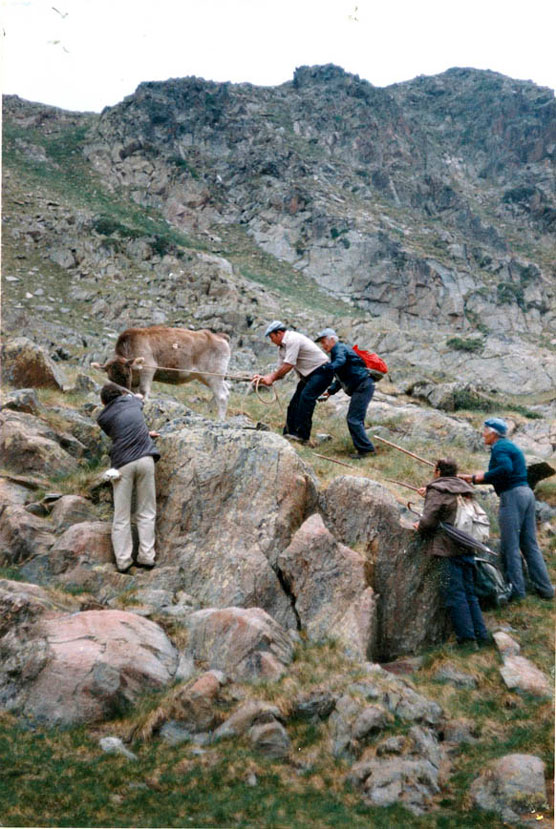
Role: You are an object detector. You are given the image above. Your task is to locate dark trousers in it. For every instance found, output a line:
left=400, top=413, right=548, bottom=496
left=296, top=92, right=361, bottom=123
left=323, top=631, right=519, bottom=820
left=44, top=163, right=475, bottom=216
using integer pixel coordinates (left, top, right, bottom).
left=285, top=366, right=331, bottom=441
left=347, top=377, right=375, bottom=454
left=442, top=555, right=488, bottom=643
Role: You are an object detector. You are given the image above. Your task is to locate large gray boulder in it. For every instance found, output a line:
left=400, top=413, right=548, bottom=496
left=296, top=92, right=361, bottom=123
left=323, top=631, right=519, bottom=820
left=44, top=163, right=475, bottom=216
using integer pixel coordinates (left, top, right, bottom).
left=321, top=476, right=449, bottom=659
left=0, top=505, right=55, bottom=566
left=1, top=337, right=69, bottom=390
left=347, top=725, right=446, bottom=815
left=154, top=424, right=318, bottom=628
left=277, top=513, right=377, bottom=659
left=0, top=409, right=84, bottom=478
left=185, top=606, right=294, bottom=682
left=470, top=754, right=548, bottom=826
left=0, top=602, right=178, bottom=725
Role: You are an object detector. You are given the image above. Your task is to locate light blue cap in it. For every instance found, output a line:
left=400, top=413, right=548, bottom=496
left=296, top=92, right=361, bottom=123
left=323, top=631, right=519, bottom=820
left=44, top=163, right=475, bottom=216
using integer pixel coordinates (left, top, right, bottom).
left=264, top=320, right=286, bottom=337
left=315, top=327, right=337, bottom=341
left=484, top=417, right=508, bottom=436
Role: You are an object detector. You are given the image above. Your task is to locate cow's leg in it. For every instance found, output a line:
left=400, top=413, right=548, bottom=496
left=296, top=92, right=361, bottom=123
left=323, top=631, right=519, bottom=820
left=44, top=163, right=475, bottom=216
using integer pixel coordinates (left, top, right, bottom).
left=207, top=376, right=230, bottom=419
left=137, top=368, right=156, bottom=399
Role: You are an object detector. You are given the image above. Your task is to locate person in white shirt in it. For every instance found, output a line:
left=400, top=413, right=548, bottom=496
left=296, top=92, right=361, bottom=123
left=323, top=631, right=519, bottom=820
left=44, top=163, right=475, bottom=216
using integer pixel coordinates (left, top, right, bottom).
left=252, top=321, right=332, bottom=443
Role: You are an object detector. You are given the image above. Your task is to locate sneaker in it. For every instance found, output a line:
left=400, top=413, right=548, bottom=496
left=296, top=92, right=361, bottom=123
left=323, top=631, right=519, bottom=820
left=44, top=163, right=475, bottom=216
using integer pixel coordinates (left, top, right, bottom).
left=117, top=563, right=133, bottom=574
left=349, top=451, right=376, bottom=460
left=136, top=560, right=155, bottom=570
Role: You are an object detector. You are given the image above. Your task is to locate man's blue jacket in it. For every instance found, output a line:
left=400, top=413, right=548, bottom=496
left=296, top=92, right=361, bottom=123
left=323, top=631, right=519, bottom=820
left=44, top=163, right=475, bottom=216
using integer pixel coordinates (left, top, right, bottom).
left=326, top=342, right=372, bottom=397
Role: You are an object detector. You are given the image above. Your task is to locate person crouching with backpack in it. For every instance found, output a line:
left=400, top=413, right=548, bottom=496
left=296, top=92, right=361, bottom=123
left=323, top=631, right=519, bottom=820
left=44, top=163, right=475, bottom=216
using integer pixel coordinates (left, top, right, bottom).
left=413, top=457, right=490, bottom=649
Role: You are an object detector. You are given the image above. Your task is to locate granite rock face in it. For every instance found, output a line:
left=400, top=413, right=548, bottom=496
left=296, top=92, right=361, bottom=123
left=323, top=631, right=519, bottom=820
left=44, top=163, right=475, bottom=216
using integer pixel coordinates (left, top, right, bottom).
left=322, top=476, right=449, bottom=659
left=277, top=513, right=377, bottom=659
left=0, top=601, right=178, bottom=725
left=185, top=606, right=294, bottom=682
left=154, top=424, right=318, bottom=628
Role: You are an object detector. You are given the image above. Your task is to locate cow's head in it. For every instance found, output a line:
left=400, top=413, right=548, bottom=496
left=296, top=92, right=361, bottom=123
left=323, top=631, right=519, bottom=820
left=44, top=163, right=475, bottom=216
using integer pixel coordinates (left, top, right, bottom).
left=91, top=356, right=145, bottom=389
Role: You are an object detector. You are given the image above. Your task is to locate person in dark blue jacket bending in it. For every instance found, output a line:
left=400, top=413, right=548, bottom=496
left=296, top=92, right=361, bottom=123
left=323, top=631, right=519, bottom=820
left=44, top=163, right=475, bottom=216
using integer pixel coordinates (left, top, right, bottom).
left=315, top=328, right=376, bottom=459
left=460, top=417, right=554, bottom=602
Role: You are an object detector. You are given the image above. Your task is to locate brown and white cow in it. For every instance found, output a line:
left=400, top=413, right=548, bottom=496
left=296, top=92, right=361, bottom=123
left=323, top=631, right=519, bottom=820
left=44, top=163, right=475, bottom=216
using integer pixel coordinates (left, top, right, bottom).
left=92, top=326, right=231, bottom=418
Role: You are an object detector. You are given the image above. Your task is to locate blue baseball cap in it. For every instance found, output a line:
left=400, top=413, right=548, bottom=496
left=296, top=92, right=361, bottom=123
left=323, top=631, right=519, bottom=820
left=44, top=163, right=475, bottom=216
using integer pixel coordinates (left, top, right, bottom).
left=484, top=418, right=508, bottom=436
left=264, top=320, right=286, bottom=337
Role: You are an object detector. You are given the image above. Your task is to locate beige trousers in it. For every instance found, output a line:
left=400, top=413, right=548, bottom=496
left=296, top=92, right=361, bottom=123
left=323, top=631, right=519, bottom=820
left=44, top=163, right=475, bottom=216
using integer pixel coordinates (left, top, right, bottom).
left=111, top=455, right=156, bottom=570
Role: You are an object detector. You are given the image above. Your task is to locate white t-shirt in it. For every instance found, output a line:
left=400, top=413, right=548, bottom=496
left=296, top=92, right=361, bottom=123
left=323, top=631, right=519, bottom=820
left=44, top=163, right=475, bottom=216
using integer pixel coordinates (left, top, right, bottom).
left=278, top=330, right=328, bottom=378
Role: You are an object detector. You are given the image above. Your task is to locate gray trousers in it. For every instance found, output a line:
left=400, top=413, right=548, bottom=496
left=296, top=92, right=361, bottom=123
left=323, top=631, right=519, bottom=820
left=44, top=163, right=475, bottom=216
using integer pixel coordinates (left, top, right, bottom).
left=499, top=485, right=554, bottom=599
left=112, top=455, right=156, bottom=570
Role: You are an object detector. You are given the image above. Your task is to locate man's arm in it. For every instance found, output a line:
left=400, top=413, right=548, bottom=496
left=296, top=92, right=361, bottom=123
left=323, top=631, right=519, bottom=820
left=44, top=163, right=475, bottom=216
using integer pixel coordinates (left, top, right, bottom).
left=416, top=489, right=444, bottom=532
left=460, top=444, right=512, bottom=485
left=253, top=363, right=294, bottom=386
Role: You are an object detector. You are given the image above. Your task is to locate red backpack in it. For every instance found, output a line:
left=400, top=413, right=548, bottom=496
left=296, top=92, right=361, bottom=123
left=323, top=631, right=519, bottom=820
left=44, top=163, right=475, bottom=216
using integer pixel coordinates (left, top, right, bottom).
left=352, top=345, right=388, bottom=381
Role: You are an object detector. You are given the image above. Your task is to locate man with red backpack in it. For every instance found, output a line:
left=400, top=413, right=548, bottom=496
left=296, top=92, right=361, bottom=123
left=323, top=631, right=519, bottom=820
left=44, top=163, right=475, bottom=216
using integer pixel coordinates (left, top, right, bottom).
left=315, top=328, right=376, bottom=459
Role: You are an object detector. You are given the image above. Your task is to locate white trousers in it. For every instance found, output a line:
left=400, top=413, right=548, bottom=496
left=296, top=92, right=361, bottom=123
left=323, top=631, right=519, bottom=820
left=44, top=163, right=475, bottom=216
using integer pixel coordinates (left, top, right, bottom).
left=111, top=455, right=156, bottom=570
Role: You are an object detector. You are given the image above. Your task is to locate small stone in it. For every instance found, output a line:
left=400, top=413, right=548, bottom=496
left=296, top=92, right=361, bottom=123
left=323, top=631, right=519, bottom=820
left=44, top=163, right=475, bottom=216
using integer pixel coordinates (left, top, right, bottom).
left=499, top=655, right=551, bottom=697
left=99, top=737, right=137, bottom=760
left=248, top=720, right=291, bottom=759
left=494, top=631, right=520, bottom=657
left=433, top=662, right=478, bottom=689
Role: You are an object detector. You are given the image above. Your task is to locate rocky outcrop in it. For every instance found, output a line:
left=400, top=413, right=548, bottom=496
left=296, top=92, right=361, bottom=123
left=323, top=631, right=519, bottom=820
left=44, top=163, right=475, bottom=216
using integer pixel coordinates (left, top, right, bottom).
left=347, top=725, right=447, bottom=815
left=1, top=337, right=69, bottom=390
left=185, top=607, right=294, bottom=682
left=154, top=424, right=318, bottom=628
left=277, top=514, right=377, bottom=659
left=0, top=506, right=55, bottom=566
left=0, top=598, right=178, bottom=725
left=322, top=476, right=449, bottom=659
left=0, top=409, right=85, bottom=478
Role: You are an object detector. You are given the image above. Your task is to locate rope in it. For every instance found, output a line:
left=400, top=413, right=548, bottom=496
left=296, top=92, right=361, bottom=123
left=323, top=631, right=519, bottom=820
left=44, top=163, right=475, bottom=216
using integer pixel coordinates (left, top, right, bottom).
left=130, top=362, right=254, bottom=382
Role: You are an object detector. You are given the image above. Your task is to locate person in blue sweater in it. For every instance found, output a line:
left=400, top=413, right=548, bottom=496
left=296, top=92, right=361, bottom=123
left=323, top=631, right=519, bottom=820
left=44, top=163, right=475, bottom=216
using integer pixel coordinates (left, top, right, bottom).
left=460, top=417, right=554, bottom=602
left=315, top=328, right=376, bottom=459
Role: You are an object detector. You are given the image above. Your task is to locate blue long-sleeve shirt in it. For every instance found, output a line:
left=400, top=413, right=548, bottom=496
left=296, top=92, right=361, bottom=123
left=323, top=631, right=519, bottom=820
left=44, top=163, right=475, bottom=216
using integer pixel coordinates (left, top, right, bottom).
left=483, top=438, right=528, bottom=495
left=326, top=342, right=371, bottom=397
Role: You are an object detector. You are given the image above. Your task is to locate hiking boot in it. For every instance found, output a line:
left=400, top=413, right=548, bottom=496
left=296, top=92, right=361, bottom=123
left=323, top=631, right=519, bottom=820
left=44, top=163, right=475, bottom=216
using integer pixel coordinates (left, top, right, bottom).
left=478, top=633, right=495, bottom=648
left=349, top=451, right=376, bottom=460
left=117, top=563, right=133, bottom=574
left=136, top=560, right=155, bottom=570
left=284, top=434, right=303, bottom=443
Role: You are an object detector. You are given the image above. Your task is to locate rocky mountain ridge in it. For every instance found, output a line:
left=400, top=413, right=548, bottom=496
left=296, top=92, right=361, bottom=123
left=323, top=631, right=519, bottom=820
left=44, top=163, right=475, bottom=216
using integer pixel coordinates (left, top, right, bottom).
left=2, top=65, right=555, bottom=399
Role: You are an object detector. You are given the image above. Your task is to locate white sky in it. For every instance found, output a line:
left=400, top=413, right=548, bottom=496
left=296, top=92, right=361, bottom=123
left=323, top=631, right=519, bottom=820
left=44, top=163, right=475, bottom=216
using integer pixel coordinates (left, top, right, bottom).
left=2, top=0, right=555, bottom=113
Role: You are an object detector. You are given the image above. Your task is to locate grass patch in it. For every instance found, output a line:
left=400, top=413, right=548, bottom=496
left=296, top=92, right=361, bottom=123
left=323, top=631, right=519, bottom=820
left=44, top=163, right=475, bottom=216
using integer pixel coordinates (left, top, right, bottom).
left=446, top=337, right=484, bottom=353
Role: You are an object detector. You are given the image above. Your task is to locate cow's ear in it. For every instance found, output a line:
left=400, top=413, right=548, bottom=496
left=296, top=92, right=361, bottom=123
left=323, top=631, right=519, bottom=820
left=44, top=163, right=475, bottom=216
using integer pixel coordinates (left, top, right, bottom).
left=90, top=362, right=107, bottom=372
left=129, top=357, right=145, bottom=368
